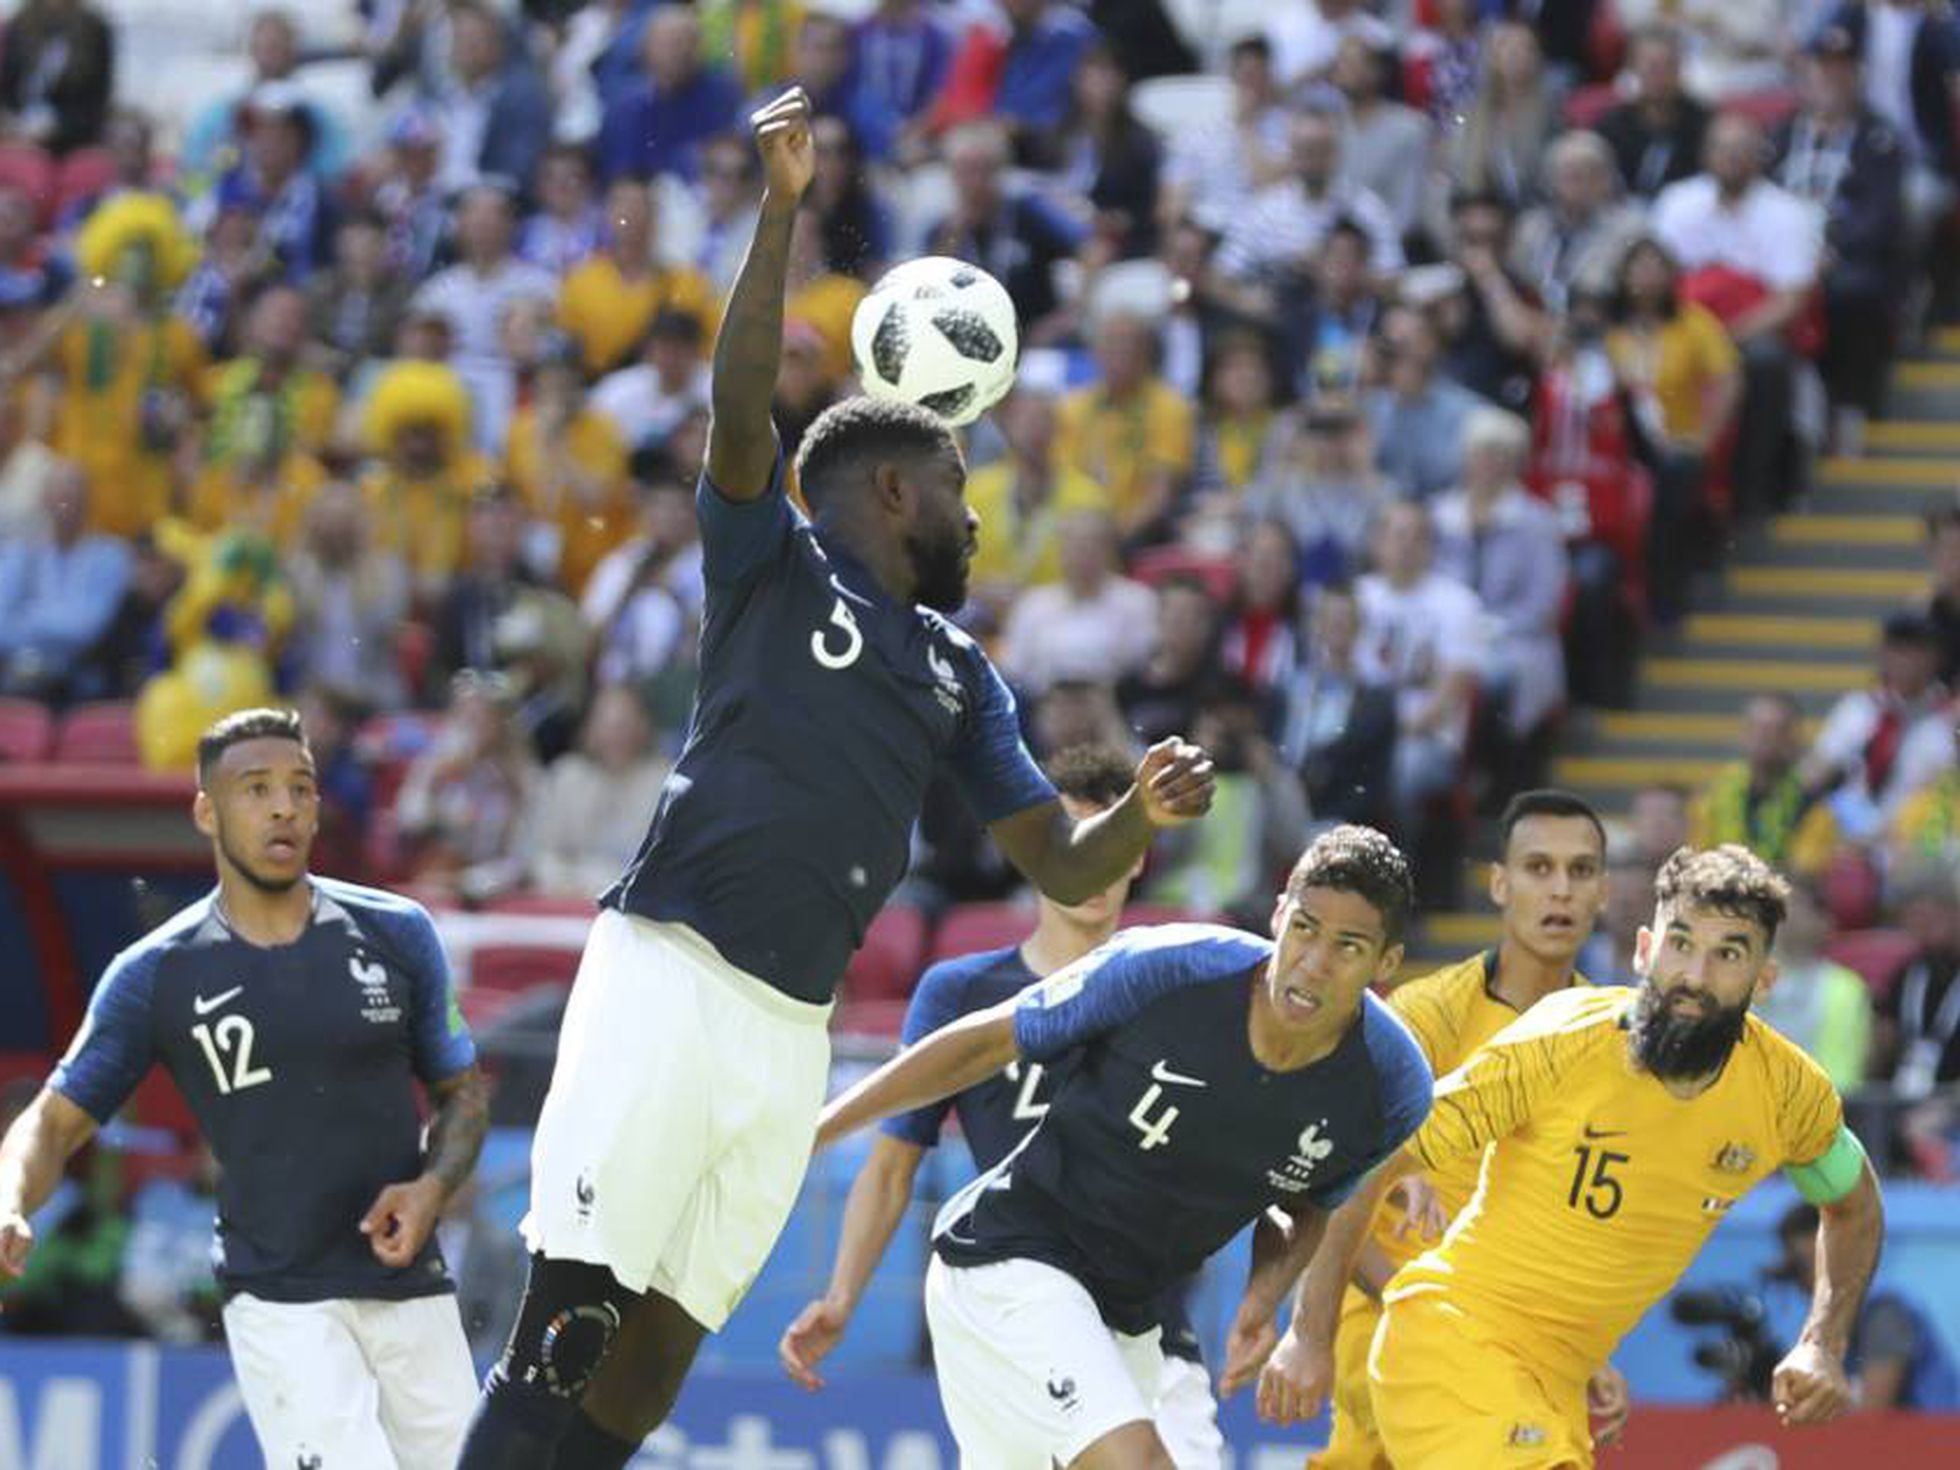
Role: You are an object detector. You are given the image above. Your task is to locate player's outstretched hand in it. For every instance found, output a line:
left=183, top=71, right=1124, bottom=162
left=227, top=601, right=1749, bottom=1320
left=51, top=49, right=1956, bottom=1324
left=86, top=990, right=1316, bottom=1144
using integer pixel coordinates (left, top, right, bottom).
left=1771, top=1339, right=1853, bottom=1427
left=0, top=1213, right=32, bottom=1278
left=1218, top=1302, right=1279, bottom=1397
left=359, top=1176, right=444, bottom=1269
left=1135, top=738, right=1215, bottom=828
left=1388, top=1173, right=1448, bottom=1243
left=1254, top=1326, right=1333, bottom=1426
left=779, top=1296, right=849, bottom=1391
left=1587, top=1363, right=1631, bottom=1447
left=751, top=87, right=815, bottom=204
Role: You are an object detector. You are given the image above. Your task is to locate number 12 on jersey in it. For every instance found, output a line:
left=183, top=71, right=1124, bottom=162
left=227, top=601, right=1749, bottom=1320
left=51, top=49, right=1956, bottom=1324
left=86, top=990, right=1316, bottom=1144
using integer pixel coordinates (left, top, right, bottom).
left=191, top=1015, right=274, bottom=1095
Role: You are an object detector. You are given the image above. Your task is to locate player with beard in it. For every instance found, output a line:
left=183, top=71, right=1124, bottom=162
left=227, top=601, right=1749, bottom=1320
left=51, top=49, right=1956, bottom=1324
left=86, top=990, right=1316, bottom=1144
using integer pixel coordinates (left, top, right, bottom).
left=0, top=708, right=488, bottom=1466
left=458, top=88, right=1215, bottom=1470
left=1261, top=845, right=1886, bottom=1468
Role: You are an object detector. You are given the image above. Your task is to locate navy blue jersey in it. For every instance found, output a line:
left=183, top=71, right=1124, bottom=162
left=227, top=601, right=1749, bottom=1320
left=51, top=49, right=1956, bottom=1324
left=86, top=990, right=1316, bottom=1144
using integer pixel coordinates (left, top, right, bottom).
left=604, top=464, right=1055, bottom=1004
left=934, top=924, right=1433, bottom=1336
left=885, top=940, right=1208, bottom=1361
left=49, top=878, right=476, bottom=1304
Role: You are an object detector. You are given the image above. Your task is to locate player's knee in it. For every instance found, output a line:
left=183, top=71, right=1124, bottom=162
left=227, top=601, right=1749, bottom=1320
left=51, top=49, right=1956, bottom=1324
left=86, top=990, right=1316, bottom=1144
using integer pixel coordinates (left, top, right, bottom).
left=579, top=1340, right=692, bottom=1439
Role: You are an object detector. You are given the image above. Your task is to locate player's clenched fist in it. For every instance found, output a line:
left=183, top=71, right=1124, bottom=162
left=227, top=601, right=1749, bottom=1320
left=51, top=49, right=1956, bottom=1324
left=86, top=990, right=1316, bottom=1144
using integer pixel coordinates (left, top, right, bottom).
left=1135, top=738, right=1215, bottom=827
left=1772, top=1339, right=1853, bottom=1426
left=751, top=87, right=815, bottom=203
left=359, top=1177, right=444, bottom=1269
left=0, top=1213, right=33, bottom=1278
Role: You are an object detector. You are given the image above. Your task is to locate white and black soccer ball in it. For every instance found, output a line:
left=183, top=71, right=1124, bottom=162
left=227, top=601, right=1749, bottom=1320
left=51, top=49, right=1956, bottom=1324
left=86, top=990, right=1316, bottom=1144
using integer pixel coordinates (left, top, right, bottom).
left=850, top=256, right=1019, bottom=428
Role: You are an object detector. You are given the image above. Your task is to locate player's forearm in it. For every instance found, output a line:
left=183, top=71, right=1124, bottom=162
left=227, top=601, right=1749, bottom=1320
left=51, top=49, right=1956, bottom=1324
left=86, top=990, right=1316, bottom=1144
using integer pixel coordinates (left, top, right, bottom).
left=419, top=1067, right=490, bottom=1202
left=1026, top=794, right=1155, bottom=906
left=0, top=1090, right=95, bottom=1218
left=1292, top=1157, right=1413, bottom=1337
left=1244, top=1204, right=1328, bottom=1321
left=824, top=1141, right=922, bottom=1314
left=1802, top=1164, right=1885, bottom=1359
left=817, top=1008, right=1019, bottom=1149
left=705, top=199, right=797, bottom=500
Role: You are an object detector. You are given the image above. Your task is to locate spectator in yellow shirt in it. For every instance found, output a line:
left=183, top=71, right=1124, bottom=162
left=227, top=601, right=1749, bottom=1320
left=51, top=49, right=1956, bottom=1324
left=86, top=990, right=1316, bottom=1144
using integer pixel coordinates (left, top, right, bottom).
left=54, top=192, right=208, bottom=538
left=188, top=283, right=340, bottom=547
left=558, top=178, right=718, bottom=378
left=783, top=205, right=866, bottom=386
left=358, top=359, right=496, bottom=598
left=505, top=334, right=632, bottom=597
left=1054, top=310, right=1194, bottom=538
left=1690, top=692, right=1838, bottom=878
left=964, top=384, right=1111, bottom=626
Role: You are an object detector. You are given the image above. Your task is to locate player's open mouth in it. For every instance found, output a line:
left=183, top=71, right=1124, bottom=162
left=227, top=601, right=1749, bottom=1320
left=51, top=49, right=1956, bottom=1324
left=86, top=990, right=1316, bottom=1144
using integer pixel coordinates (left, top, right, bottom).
left=1281, top=984, right=1320, bottom=1018
left=1668, top=992, right=1712, bottom=1015
left=1541, top=915, right=1574, bottom=931
left=266, top=838, right=298, bottom=858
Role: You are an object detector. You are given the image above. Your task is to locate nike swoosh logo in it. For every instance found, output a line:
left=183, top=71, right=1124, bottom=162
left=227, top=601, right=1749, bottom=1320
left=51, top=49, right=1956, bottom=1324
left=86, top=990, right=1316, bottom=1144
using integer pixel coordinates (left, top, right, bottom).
left=192, top=986, right=244, bottom=1016
left=1150, top=1060, right=1207, bottom=1089
left=1582, top=1124, right=1627, bottom=1140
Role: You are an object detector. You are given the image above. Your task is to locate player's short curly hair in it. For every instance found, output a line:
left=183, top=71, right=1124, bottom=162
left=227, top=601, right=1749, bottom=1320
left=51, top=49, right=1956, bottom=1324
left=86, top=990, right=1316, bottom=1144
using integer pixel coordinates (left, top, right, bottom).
left=197, top=706, right=308, bottom=784
left=1044, top=744, right=1134, bottom=809
left=794, top=395, right=960, bottom=511
left=1285, top=825, right=1415, bottom=944
left=1653, top=845, right=1790, bottom=947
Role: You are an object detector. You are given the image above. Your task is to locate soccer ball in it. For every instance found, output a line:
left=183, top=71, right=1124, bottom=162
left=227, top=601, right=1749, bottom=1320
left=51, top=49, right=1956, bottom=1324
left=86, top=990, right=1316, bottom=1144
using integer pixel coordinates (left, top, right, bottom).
left=850, top=256, right=1019, bottom=428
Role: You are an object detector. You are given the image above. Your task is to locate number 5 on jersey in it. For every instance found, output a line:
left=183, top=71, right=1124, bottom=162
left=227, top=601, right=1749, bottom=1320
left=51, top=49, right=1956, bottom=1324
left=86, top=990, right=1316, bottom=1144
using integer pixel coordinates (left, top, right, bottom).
left=192, top=1014, right=273, bottom=1095
left=811, top=596, right=863, bottom=670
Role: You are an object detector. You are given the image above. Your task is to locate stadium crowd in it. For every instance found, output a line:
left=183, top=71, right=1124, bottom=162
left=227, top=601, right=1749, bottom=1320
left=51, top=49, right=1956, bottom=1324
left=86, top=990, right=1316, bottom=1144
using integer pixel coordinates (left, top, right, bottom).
left=3, top=0, right=1960, bottom=1354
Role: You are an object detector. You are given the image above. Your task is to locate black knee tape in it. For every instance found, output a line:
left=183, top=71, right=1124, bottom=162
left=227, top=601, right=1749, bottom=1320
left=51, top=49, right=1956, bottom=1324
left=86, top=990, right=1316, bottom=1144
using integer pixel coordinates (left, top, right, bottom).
left=492, top=1256, right=634, bottom=1403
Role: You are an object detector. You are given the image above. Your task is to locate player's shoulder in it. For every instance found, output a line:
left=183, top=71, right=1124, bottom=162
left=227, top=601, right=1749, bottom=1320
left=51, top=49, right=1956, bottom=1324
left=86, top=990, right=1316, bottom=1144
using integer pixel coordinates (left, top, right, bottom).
left=1105, top=921, right=1273, bottom=979
left=911, top=943, right=1029, bottom=1013
left=313, top=876, right=442, bottom=952
left=1389, top=952, right=1490, bottom=1016
left=1738, top=1011, right=1838, bottom=1103
left=1493, top=982, right=1634, bottom=1048
left=1359, top=990, right=1434, bottom=1092
left=107, top=892, right=219, bottom=986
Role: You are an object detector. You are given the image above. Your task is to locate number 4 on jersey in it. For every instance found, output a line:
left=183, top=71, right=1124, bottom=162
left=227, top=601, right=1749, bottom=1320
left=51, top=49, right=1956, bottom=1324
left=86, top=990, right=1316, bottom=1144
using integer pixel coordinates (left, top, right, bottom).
left=1128, top=1083, right=1180, bottom=1151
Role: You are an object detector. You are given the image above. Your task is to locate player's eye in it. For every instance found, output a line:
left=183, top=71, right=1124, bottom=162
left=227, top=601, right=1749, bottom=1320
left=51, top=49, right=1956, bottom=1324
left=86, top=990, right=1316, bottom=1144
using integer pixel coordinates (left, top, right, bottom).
left=1668, top=934, right=1691, bottom=952
left=1339, top=939, right=1362, bottom=955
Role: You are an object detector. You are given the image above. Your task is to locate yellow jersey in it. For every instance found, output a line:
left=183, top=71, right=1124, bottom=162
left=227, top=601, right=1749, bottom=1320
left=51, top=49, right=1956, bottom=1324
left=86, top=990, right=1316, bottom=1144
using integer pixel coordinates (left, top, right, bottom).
left=1390, top=985, right=1841, bottom=1373
left=1371, top=953, right=1586, bottom=1273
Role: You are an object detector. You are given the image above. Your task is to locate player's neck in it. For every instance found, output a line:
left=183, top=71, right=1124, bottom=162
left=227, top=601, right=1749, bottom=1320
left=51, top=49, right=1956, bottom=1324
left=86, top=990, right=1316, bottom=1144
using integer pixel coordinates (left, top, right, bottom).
left=815, top=515, right=914, bottom=603
left=1020, top=913, right=1117, bottom=977
left=215, top=873, right=315, bottom=947
left=1488, top=940, right=1577, bottom=1010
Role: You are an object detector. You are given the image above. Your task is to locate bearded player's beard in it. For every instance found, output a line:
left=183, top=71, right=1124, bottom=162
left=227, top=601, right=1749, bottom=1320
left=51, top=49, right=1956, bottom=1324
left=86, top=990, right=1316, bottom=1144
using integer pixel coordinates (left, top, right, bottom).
left=907, top=526, right=971, bottom=613
left=1629, top=980, right=1751, bottom=1081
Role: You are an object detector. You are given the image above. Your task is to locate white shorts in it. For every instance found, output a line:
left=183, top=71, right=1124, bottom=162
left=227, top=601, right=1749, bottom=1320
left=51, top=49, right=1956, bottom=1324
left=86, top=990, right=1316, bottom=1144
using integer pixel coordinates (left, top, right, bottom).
left=522, top=909, right=831, bottom=1330
left=927, top=1255, right=1221, bottom=1468
left=1156, top=1353, right=1224, bottom=1468
left=222, top=1291, right=476, bottom=1469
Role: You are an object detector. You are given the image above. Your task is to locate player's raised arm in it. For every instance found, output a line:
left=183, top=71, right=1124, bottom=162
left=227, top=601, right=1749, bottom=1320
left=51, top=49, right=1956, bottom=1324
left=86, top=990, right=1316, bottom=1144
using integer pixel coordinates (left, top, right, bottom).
left=816, top=999, right=1021, bottom=1149
left=705, top=87, right=814, bottom=502
left=1773, top=1147, right=1884, bottom=1427
left=990, top=737, right=1215, bottom=905
left=780, top=1135, right=926, bottom=1390
left=0, top=1088, right=99, bottom=1277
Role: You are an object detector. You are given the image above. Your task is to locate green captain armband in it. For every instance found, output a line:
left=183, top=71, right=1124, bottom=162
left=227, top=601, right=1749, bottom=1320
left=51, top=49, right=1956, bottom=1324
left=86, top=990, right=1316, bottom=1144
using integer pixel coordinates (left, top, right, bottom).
left=1783, top=1123, right=1868, bottom=1205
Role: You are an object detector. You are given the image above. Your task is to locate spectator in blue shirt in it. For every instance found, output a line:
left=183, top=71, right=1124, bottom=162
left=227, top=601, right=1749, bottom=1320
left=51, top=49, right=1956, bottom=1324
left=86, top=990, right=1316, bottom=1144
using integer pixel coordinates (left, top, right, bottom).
left=429, top=0, right=553, bottom=200
left=996, top=0, right=1099, bottom=145
left=208, top=83, right=334, bottom=283
left=598, top=5, right=743, bottom=184
left=0, top=461, right=133, bottom=701
left=856, top=0, right=952, bottom=131
left=763, top=9, right=902, bottom=164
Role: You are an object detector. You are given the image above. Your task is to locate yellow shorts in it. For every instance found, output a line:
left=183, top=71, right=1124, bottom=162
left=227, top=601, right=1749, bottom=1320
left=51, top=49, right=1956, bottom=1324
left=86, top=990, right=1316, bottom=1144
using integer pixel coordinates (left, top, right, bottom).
left=1370, top=1292, right=1592, bottom=1469
left=1306, top=1286, right=1391, bottom=1470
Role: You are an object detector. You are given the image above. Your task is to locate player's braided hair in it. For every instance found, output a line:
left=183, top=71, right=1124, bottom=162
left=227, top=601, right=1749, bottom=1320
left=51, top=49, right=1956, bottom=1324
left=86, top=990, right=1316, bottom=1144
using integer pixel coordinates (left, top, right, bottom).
left=1286, top=825, right=1415, bottom=944
left=1654, top=845, right=1791, bottom=947
left=197, top=706, right=308, bottom=783
left=794, top=395, right=959, bottom=511
left=1044, top=744, right=1134, bottom=809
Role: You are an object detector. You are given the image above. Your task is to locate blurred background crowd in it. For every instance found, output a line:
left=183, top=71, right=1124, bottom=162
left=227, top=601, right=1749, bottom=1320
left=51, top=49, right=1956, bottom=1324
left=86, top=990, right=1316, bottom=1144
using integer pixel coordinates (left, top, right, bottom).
left=3, top=0, right=1960, bottom=1369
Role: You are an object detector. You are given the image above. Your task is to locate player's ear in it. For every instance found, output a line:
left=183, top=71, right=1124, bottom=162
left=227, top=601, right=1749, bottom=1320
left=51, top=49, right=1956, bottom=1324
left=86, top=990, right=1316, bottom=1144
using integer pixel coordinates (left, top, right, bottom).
left=1632, top=924, right=1654, bottom=975
left=1487, top=858, right=1508, bottom=909
left=191, top=787, right=216, bottom=839
left=1373, top=941, right=1405, bottom=989
left=1269, top=891, right=1287, bottom=939
left=871, top=460, right=907, bottom=516
left=1752, top=957, right=1780, bottom=1001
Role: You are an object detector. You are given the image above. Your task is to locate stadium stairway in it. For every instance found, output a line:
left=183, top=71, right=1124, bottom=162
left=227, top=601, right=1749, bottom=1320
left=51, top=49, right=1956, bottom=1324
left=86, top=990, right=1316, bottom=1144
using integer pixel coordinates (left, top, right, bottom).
left=1404, top=332, right=1960, bottom=965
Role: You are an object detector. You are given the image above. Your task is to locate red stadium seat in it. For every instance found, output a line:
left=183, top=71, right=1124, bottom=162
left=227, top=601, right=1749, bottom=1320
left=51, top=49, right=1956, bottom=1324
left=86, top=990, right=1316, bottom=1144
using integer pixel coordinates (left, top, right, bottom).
left=470, top=944, right=582, bottom=998
left=52, top=147, right=113, bottom=217
left=0, top=145, right=54, bottom=224
left=0, top=698, right=54, bottom=762
left=55, top=701, right=139, bottom=763
left=1824, top=929, right=1916, bottom=1001
left=484, top=893, right=600, bottom=920
left=0, top=1050, right=49, bottom=1092
left=1122, top=903, right=1211, bottom=928
left=842, top=904, right=929, bottom=1002
left=927, top=900, right=1034, bottom=969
